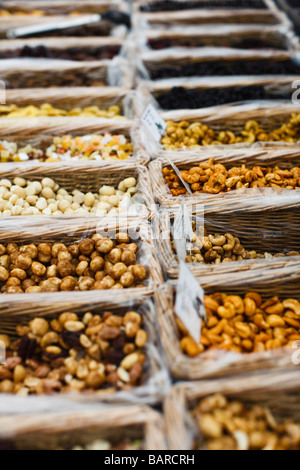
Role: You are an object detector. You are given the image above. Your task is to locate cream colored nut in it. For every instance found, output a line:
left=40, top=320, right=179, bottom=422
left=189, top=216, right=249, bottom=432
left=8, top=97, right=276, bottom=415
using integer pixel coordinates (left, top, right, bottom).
left=13, top=177, right=26, bottom=187
left=42, top=207, right=52, bottom=216
left=123, top=177, right=136, bottom=189
left=11, top=206, right=22, bottom=216
left=80, top=334, right=92, bottom=348
left=117, top=367, right=130, bottom=383
left=11, top=186, right=26, bottom=199
left=108, top=195, right=119, bottom=207
left=100, top=186, right=115, bottom=196
left=127, top=187, right=136, bottom=195
left=42, top=178, right=55, bottom=189
left=84, top=192, right=95, bottom=207
left=96, top=202, right=111, bottom=212
left=9, top=194, right=18, bottom=205
left=32, top=182, right=42, bottom=193
left=0, top=179, right=12, bottom=189
left=64, top=321, right=85, bottom=333
left=25, top=184, right=37, bottom=196
left=58, top=200, right=70, bottom=212
left=2, top=210, right=12, bottom=216
left=73, top=192, right=85, bottom=204
left=120, top=352, right=139, bottom=370
left=15, top=198, right=24, bottom=207
left=57, top=188, right=68, bottom=197
left=118, top=181, right=126, bottom=192
left=41, top=187, right=54, bottom=199
left=26, top=195, right=38, bottom=205
left=36, top=197, right=47, bottom=211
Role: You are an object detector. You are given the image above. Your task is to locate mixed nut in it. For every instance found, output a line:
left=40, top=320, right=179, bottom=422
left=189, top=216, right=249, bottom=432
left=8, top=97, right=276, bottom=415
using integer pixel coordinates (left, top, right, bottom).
left=177, top=292, right=300, bottom=357
left=0, top=104, right=125, bottom=119
left=0, top=176, right=138, bottom=216
left=0, top=309, right=148, bottom=394
left=162, top=115, right=300, bottom=149
left=193, top=394, right=300, bottom=450
left=172, top=225, right=299, bottom=264
left=163, top=159, right=300, bottom=196
left=0, top=235, right=147, bottom=294
left=0, top=134, right=133, bottom=163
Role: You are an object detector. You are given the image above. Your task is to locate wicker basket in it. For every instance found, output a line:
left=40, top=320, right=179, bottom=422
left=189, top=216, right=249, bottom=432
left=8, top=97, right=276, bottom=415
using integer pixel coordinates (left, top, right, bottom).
left=0, top=160, right=155, bottom=220
left=0, top=117, right=149, bottom=166
left=133, top=0, right=288, bottom=27
left=155, top=265, right=300, bottom=380
left=154, top=202, right=300, bottom=279
left=0, top=56, right=132, bottom=89
left=0, top=1, right=128, bottom=15
left=3, top=86, right=135, bottom=119
left=136, top=76, right=298, bottom=116
left=142, top=24, right=299, bottom=51
left=0, top=292, right=169, bottom=405
left=0, top=405, right=166, bottom=450
left=165, top=370, right=300, bottom=450
left=149, top=148, right=300, bottom=210
left=139, top=103, right=300, bottom=159
left=0, top=218, right=163, bottom=308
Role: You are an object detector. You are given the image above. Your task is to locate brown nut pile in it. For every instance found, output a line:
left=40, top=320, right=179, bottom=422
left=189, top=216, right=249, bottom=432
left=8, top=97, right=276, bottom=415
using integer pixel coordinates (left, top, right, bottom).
left=161, top=115, right=300, bottom=149
left=192, top=394, right=300, bottom=450
left=0, top=234, right=147, bottom=294
left=177, top=292, right=300, bottom=357
left=163, top=158, right=300, bottom=196
left=171, top=225, right=299, bottom=264
left=0, top=310, right=148, bottom=395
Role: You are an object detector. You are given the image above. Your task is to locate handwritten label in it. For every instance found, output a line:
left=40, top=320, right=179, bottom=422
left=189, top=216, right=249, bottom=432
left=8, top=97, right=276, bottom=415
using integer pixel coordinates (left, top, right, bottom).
left=175, top=261, right=206, bottom=344
left=141, top=104, right=167, bottom=142
left=173, top=200, right=194, bottom=261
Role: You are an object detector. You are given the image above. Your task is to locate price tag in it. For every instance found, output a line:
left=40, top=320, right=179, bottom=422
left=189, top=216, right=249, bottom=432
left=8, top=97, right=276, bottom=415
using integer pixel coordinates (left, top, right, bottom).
left=141, top=104, right=167, bottom=142
left=175, top=261, right=206, bottom=344
left=173, top=200, right=194, bottom=261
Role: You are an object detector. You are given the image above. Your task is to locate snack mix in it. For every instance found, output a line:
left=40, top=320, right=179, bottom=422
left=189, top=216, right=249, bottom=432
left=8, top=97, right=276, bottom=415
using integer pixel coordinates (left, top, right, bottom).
left=0, top=309, right=148, bottom=394
left=193, top=394, right=300, bottom=450
left=0, top=104, right=125, bottom=119
left=0, top=134, right=133, bottom=162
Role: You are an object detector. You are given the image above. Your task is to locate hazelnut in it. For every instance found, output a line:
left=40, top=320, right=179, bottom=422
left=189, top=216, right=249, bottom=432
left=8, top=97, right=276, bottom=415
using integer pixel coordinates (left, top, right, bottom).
left=15, top=254, right=32, bottom=270
left=120, top=272, right=135, bottom=287
left=79, top=239, right=94, bottom=256
left=31, top=261, right=46, bottom=277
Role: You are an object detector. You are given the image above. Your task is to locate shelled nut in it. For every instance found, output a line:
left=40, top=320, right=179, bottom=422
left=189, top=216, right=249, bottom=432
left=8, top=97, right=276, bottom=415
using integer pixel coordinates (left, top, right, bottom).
left=177, top=292, right=300, bottom=357
left=0, top=235, right=147, bottom=294
left=0, top=176, right=137, bottom=216
left=192, top=394, right=300, bottom=450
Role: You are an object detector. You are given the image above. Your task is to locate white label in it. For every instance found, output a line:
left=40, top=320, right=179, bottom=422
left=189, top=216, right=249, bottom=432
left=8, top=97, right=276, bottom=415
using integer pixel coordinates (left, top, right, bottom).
left=173, top=200, right=194, bottom=261
left=175, top=261, right=206, bottom=344
left=141, top=104, right=167, bottom=142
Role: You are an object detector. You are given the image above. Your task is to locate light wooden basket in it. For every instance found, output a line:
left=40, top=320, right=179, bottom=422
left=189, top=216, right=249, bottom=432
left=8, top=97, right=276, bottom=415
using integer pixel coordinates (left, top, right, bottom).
left=0, top=56, right=132, bottom=89
left=133, top=0, right=290, bottom=28
left=154, top=201, right=300, bottom=279
left=2, top=86, right=135, bottom=119
left=0, top=405, right=166, bottom=450
left=143, top=24, right=299, bottom=51
left=0, top=160, right=155, bottom=220
left=149, top=148, right=300, bottom=210
left=165, top=370, right=300, bottom=450
left=155, top=266, right=300, bottom=380
left=0, top=218, right=163, bottom=309
left=139, top=103, right=300, bottom=159
left=0, top=293, right=169, bottom=405
left=0, top=1, right=128, bottom=15
left=0, top=117, right=149, bottom=165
